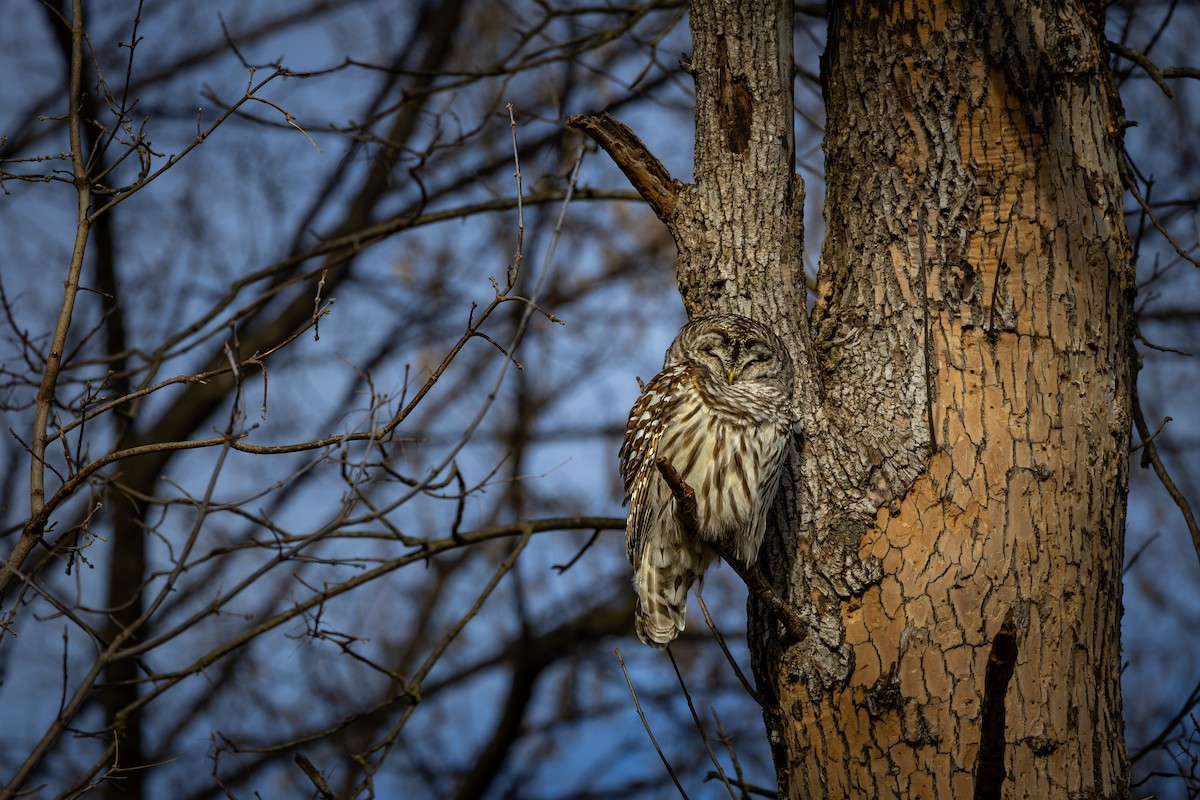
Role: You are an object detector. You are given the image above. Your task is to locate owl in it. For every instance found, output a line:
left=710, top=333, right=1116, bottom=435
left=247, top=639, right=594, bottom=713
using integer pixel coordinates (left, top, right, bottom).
left=620, top=314, right=794, bottom=647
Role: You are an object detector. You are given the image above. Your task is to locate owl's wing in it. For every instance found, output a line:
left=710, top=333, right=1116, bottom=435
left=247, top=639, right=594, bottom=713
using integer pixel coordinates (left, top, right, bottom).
left=619, top=363, right=691, bottom=564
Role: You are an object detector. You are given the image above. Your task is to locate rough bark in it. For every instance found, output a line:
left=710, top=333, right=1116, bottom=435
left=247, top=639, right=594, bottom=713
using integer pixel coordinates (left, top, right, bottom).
left=766, top=1, right=1132, bottom=797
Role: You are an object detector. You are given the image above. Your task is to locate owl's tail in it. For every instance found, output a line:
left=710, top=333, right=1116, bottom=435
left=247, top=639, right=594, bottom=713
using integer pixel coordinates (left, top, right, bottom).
left=633, top=547, right=705, bottom=648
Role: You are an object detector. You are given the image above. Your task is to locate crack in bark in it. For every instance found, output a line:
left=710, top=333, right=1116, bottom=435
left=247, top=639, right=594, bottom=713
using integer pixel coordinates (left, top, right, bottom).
left=715, top=35, right=753, bottom=154
left=974, top=613, right=1018, bottom=800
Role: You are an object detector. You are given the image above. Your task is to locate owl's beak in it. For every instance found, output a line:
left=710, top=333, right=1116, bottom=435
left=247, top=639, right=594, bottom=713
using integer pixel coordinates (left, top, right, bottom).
left=727, top=368, right=737, bottom=385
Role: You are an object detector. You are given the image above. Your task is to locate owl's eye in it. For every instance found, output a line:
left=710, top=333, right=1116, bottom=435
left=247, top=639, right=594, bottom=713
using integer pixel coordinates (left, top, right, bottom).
left=743, top=346, right=770, bottom=366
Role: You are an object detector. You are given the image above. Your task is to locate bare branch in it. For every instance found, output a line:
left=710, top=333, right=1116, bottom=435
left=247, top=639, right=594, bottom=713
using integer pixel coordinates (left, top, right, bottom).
left=696, top=595, right=760, bottom=704
left=568, top=111, right=683, bottom=223
left=1108, top=40, right=1175, bottom=98
left=1132, top=370, right=1200, bottom=568
left=294, top=754, right=335, bottom=800
left=666, top=647, right=739, bottom=799
left=11, top=0, right=91, bottom=606
left=616, top=647, right=691, bottom=799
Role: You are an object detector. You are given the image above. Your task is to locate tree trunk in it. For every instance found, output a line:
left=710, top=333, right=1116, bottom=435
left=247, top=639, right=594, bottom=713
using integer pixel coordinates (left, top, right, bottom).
left=753, top=1, right=1133, bottom=797
left=577, top=0, right=1132, bottom=796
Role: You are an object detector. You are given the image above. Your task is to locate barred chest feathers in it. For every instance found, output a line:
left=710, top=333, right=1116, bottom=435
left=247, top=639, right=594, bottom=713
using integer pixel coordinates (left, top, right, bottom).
left=653, top=370, right=791, bottom=563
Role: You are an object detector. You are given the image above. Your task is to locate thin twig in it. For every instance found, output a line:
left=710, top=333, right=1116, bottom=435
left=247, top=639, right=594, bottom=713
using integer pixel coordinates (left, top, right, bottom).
left=551, top=528, right=602, bottom=573
left=294, top=754, right=334, bottom=800
left=1130, top=415, right=1172, bottom=454
left=616, top=647, right=690, bottom=799
left=125, top=518, right=621, bottom=658
left=700, top=772, right=778, bottom=799
left=667, top=647, right=738, bottom=799
left=507, top=103, right=524, bottom=286
left=87, top=67, right=288, bottom=220
left=1131, top=674, right=1200, bottom=764
left=362, top=116, right=587, bottom=523
left=696, top=595, right=760, bottom=704
left=328, top=529, right=533, bottom=793
left=1107, top=40, right=1175, bottom=98
left=1124, top=532, right=1160, bottom=576
left=710, top=709, right=751, bottom=800
left=5, top=0, right=91, bottom=602
left=247, top=95, right=322, bottom=151
left=1119, top=155, right=1199, bottom=268
left=1132, top=365, right=1200, bottom=567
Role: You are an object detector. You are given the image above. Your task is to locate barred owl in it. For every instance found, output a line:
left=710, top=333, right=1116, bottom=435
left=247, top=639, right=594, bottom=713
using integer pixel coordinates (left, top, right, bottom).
left=620, top=314, right=794, bottom=647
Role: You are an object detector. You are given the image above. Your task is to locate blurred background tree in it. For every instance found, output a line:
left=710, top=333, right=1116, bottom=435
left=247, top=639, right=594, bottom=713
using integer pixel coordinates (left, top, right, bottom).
left=0, top=1, right=1198, bottom=798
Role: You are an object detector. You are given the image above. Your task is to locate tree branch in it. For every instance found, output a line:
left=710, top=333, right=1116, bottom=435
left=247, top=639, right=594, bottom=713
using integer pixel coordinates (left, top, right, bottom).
left=7, top=0, right=91, bottom=604
left=654, top=456, right=806, bottom=643
left=567, top=111, right=682, bottom=224
left=1132, top=372, right=1200, bottom=567
left=294, top=754, right=334, bottom=800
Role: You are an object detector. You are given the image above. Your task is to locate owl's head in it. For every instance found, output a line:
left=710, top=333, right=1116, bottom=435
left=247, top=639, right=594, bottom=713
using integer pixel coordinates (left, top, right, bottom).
left=665, top=314, right=794, bottom=393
